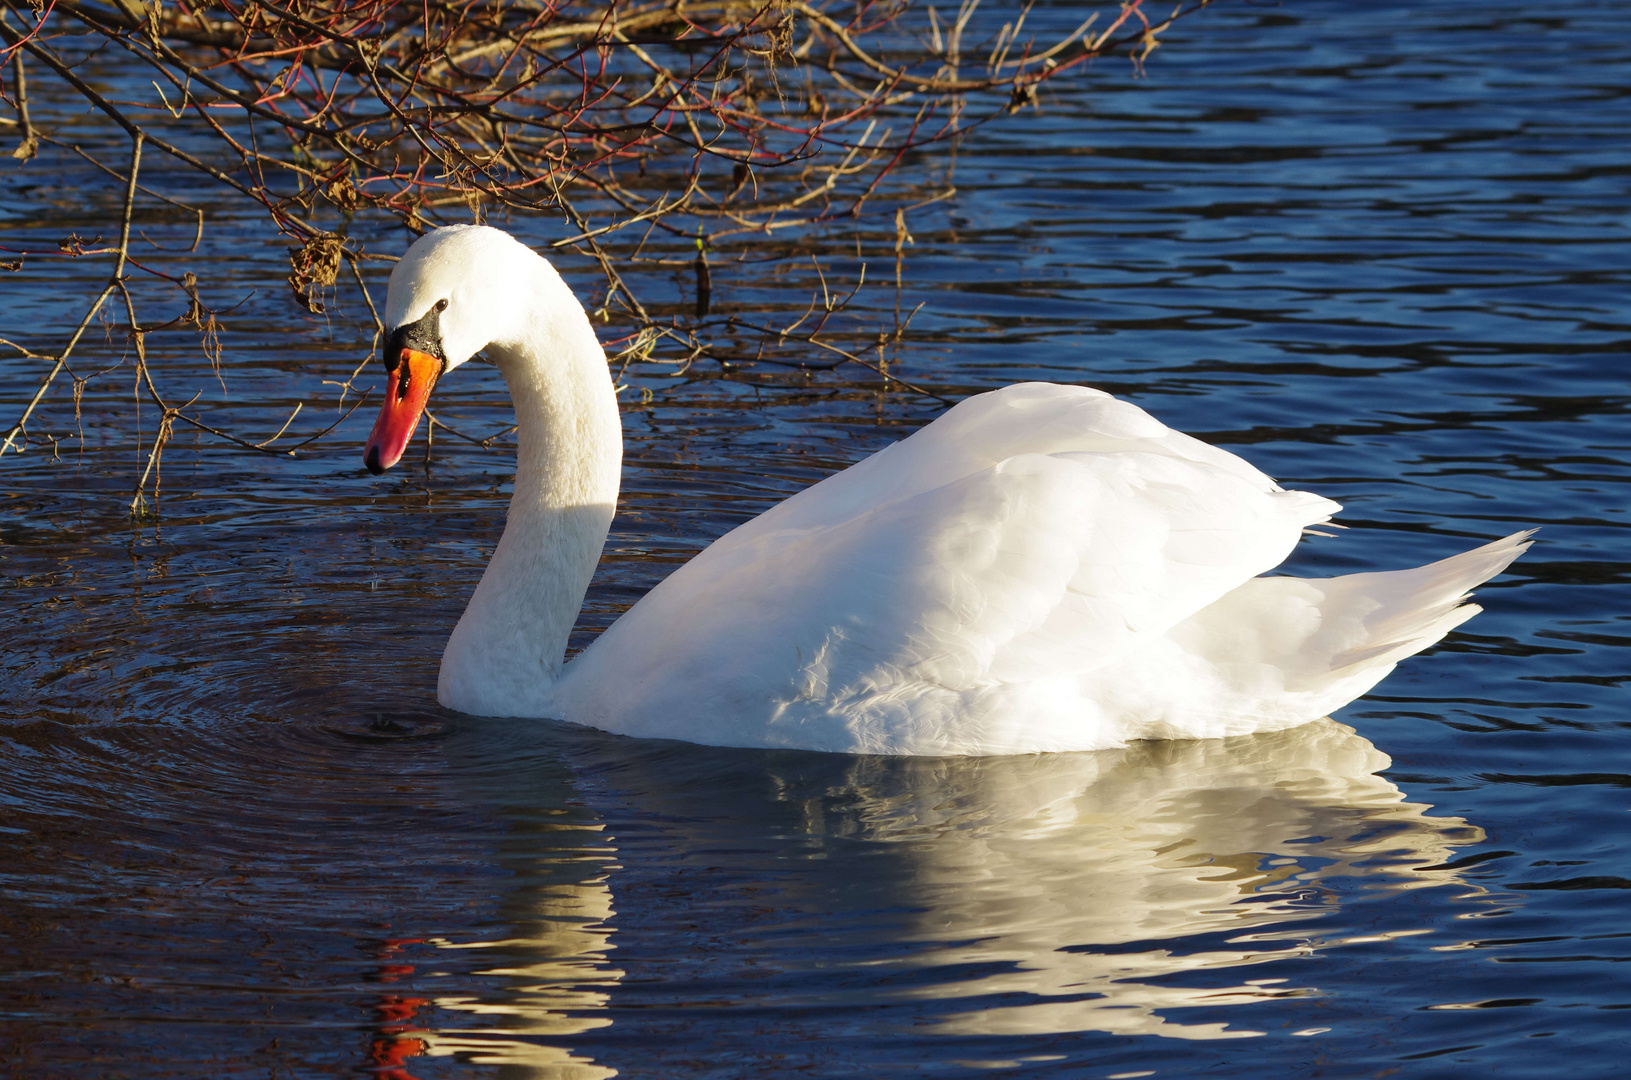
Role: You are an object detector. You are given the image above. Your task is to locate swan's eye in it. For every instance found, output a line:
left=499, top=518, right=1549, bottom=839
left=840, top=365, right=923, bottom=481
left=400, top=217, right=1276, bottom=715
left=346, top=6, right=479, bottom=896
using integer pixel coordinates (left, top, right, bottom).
left=435, top=298, right=449, bottom=312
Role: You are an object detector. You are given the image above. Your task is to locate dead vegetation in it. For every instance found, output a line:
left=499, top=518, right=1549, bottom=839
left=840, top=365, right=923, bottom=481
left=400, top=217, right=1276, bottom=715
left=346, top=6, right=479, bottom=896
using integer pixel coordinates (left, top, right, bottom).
left=0, top=0, right=1218, bottom=511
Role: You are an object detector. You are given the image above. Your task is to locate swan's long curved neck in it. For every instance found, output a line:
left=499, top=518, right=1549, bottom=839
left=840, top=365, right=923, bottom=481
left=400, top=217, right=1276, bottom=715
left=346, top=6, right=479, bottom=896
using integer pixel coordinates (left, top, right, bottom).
left=436, top=267, right=621, bottom=716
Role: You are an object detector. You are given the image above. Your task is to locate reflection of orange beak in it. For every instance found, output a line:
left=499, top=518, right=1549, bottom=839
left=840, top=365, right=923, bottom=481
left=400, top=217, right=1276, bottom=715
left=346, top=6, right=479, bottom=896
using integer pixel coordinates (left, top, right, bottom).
left=364, top=349, right=441, bottom=474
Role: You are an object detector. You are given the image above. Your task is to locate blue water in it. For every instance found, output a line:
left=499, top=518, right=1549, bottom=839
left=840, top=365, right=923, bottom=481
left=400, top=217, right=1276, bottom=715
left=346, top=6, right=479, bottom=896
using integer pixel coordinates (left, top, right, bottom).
left=3, top=1, right=1630, bottom=1076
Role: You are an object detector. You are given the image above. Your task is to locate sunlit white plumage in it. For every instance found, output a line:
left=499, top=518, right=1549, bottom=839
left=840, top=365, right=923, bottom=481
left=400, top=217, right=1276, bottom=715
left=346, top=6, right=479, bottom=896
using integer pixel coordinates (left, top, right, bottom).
left=370, top=225, right=1530, bottom=755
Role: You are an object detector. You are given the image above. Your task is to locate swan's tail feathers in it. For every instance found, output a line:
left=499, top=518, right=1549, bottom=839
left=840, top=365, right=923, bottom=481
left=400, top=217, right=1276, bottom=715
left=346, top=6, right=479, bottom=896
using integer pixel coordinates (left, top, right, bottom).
left=1147, top=530, right=1534, bottom=739
left=1326, top=529, right=1535, bottom=675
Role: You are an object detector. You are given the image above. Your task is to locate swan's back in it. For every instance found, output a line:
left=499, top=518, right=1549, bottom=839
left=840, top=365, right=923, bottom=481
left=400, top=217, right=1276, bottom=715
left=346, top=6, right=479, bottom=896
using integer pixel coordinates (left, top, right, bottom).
left=740, top=382, right=1298, bottom=535
left=542, top=384, right=1524, bottom=754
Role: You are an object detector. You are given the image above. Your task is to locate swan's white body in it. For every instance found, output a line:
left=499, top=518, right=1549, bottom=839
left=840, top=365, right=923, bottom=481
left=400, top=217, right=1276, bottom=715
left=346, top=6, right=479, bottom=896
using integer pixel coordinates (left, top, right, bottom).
left=373, top=225, right=1529, bottom=756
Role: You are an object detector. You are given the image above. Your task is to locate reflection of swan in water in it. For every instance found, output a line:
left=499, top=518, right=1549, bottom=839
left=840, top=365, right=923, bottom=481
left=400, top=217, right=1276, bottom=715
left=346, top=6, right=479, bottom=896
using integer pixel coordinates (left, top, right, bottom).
left=777, top=719, right=1484, bottom=1040
left=417, top=884, right=619, bottom=1078
left=401, top=748, right=623, bottom=1079
left=403, top=719, right=1484, bottom=1068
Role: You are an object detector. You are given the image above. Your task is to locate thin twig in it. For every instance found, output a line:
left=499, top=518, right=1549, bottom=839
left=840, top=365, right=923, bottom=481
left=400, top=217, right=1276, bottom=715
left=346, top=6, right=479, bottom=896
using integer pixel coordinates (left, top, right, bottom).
left=1, top=132, right=144, bottom=457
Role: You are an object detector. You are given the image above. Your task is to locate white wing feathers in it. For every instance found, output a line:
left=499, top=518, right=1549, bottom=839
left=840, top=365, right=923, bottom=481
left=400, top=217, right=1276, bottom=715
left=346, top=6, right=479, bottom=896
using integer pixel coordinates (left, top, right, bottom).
left=555, top=384, right=1364, bottom=754
left=740, top=382, right=1301, bottom=537
left=1114, top=530, right=1535, bottom=742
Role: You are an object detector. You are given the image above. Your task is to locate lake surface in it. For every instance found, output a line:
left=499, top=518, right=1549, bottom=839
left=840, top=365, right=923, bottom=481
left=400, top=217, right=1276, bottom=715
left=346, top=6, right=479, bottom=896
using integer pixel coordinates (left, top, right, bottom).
left=4, top=1, right=1630, bottom=1076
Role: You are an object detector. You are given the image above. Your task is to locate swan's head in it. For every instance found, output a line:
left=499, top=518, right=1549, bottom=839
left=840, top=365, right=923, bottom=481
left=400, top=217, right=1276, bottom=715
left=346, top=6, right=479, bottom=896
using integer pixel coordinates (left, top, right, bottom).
left=363, top=225, right=538, bottom=474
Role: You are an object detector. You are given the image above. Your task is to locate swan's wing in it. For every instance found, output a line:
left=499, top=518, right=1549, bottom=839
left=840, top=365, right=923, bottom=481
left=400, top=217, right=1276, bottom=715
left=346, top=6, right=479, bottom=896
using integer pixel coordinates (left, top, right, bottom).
left=553, top=386, right=1339, bottom=754
left=730, top=382, right=1289, bottom=541
left=1095, top=530, right=1536, bottom=741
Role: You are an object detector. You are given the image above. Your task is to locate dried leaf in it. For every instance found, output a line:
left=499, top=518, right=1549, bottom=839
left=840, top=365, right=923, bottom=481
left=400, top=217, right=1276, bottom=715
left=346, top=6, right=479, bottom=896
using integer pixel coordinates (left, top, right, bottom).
left=325, top=174, right=360, bottom=212
left=288, top=232, right=345, bottom=314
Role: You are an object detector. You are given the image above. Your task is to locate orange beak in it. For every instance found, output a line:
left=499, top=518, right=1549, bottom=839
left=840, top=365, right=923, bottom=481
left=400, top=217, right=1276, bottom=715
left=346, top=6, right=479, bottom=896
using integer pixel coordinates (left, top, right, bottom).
left=363, top=348, right=441, bottom=474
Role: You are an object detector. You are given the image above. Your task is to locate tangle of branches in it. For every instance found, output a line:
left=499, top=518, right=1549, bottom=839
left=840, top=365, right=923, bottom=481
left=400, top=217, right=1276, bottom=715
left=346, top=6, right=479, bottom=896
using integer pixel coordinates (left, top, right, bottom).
left=0, top=0, right=1217, bottom=511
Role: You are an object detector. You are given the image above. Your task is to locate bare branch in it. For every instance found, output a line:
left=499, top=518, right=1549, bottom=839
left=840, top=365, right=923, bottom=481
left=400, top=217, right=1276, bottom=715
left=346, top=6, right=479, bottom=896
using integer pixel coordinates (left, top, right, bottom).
left=0, top=0, right=1225, bottom=493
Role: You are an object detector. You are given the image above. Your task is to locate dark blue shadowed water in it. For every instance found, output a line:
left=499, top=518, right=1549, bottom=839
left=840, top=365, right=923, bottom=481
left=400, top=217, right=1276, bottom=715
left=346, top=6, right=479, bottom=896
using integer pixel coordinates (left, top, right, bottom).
left=3, top=1, right=1630, bottom=1076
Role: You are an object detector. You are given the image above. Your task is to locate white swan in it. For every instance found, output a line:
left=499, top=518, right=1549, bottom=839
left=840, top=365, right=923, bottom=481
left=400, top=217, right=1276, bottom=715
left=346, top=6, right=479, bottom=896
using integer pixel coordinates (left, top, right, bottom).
left=361, top=224, right=1529, bottom=755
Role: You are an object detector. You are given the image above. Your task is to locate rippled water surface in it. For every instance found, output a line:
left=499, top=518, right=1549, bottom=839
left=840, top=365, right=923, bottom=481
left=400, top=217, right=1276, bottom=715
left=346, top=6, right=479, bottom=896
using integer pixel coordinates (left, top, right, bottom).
left=4, top=1, right=1631, bottom=1076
